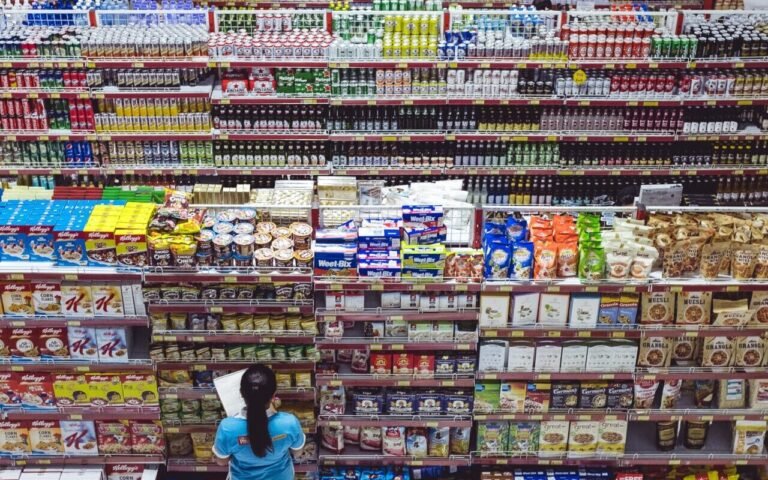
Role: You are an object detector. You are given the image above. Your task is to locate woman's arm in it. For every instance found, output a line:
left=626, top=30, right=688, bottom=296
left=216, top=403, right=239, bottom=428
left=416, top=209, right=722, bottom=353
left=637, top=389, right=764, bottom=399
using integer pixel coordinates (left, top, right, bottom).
left=213, top=420, right=232, bottom=466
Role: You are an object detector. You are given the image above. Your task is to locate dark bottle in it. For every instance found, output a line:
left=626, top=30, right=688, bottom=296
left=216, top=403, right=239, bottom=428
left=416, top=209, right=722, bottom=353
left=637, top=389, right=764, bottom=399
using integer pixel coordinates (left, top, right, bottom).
left=656, top=421, right=678, bottom=451
left=683, top=420, right=710, bottom=449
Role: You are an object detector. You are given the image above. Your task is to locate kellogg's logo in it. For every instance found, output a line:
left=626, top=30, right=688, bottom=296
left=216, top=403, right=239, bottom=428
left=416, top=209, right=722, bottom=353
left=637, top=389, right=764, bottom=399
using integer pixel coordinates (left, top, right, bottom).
left=117, top=235, right=144, bottom=242
left=28, top=225, right=52, bottom=234
left=0, top=226, right=22, bottom=234
left=87, top=232, right=111, bottom=240
left=20, top=374, right=45, bottom=383
left=56, top=231, right=80, bottom=241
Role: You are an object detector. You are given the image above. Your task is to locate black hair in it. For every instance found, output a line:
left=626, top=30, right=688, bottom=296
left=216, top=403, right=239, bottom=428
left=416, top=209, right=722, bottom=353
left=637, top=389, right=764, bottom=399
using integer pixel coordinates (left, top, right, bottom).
left=240, top=364, right=277, bottom=457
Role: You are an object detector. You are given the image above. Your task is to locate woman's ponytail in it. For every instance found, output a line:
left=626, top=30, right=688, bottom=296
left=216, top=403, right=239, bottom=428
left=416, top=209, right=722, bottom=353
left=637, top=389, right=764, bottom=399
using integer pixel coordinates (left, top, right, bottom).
left=240, top=364, right=277, bottom=457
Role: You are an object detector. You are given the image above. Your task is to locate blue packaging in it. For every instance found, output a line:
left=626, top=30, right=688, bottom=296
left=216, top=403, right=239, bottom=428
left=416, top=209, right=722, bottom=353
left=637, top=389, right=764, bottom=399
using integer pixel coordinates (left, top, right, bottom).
left=314, top=244, right=357, bottom=277
left=510, top=242, right=534, bottom=279
left=385, top=391, right=415, bottom=415
left=402, top=268, right=442, bottom=279
left=416, top=392, right=444, bottom=414
left=358, top=259, right=401, bottom=278
left=402, top=205, right=443, bottom=228
left=444, top=392, right=473, bottom=415
left=402, top=226, right=447, bottom=246
left=358, top=227, right=400, bottom=250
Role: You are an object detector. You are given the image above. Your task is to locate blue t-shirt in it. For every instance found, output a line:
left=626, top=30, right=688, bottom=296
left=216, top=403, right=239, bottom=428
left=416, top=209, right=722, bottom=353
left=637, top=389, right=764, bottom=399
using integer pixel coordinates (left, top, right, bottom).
left=213, top=411, right=305, bottom=480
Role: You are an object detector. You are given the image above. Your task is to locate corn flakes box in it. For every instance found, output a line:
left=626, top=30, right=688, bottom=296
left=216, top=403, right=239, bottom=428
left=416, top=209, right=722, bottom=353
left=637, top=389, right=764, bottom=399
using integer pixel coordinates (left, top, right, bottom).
left=92, top=284, right=124, bottom=317
left=0, top=420, right=30, bottom=454
left=0, top=330, right=9, bottom=357
left=32, top=283, right=62, bottom=316
left=107, top=465, right=145, bottom=480
left=61, top=283, right=94, bottom=318
left=53, top=374, right=89, bottom=407
left=2, top=283, right=33, bottom=317
left=29, top=419, right=64, bottom=455
left=60, top=420, right=97, bottom=456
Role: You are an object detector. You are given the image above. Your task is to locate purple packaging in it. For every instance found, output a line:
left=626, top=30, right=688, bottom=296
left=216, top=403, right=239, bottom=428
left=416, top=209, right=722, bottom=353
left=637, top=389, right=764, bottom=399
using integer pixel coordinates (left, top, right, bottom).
left=435, top=355, right=456, bottom=374
left=385, top=391, right=415, bottom=415
left=416, top=392, right=444, bottom=414
left=444, top=392, right=474, bottom=415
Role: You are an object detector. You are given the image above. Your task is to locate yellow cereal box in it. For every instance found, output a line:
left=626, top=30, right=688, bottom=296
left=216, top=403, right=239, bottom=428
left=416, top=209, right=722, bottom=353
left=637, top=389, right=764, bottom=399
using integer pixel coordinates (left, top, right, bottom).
left=53, top=374, right=89, bottom=407
left=87, top=374, right=123, bottom=407
left=121, top=374, right=158, bottom=406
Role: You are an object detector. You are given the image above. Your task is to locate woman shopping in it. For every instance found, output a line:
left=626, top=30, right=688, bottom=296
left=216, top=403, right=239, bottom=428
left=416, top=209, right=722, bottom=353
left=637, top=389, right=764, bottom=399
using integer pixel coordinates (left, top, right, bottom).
left=213, top=364, right=305, bottom=480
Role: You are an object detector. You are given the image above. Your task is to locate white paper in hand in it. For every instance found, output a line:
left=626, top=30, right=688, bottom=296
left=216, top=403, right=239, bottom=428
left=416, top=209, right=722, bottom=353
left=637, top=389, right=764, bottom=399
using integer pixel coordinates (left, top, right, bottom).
left=213, top=368, right=246, bottom=417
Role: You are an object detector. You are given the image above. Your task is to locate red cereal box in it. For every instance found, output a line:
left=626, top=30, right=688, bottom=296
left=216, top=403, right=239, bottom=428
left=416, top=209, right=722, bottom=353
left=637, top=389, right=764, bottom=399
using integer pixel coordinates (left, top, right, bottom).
left=414, top=354, right=435, bottom=375
left=392, top=353, right=414, bottom=374
left=96, top=420, right=132, bottom=455
left=0, top=329, right=10, bottom=357
left=0, top=372, right=21, bottom=407
left=129, top=420, right=165, bottom=455
left=39, top=327, right=68, bottom=359
left=18, top=373, right=55, bottom=409
left=107, top=464, right=145, bottom=480
left=9, top=328, right=40, bottom=359
left=369, top=353, right=392, bottom=374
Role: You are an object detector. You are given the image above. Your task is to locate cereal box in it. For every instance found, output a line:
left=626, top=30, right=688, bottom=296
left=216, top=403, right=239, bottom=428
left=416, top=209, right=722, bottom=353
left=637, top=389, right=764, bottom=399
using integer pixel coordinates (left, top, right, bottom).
left=54, top=231, right=88, bottom=267
left=0, top=329, right=9, bottom=357
left=10, top=328, right=40, bottom=359
left=96, top=420, right=132, bottom=455
left=31, top=283, right=62, bottom=316
left=596, top=419, right=628, bottom=456
left=2, top=283, right=33, bottom=316
left=60, top=420, right=98, bottom=456
left=18, top=373, right=55, bottom=409
left=539, top=421, right=570, bottom=457
left=107, top=465, right=144, bottom=480
left=0, top=420, right=30, bottom=454
left=27, top=225, right=55, bottom=262
left=39, top=327, right=69, bottom=359
left=53, top=374, right=89, bottom=407
left=121, top=374, right=158, bottom=407
left=29, top=419, right=64, bottom=455
left=567, top=420, right=600, bottom=457
left=61, top=283, right=93, bottom=318
left=0, top=372, right=21, bottom=407
left=129, top=421, right=165, bottom=455
left=87, top=374, right=124, bottom=407
left=85, top=231, right=117, bottom=267
left=67, top=327, right=98, bottom=360
left=92, top=284, right=124, bottom=317
left=0, top=225, right=29, bottom=261
left=95, top=327, right=130, bottom=363
left=116, top=233, right=148, bottom=268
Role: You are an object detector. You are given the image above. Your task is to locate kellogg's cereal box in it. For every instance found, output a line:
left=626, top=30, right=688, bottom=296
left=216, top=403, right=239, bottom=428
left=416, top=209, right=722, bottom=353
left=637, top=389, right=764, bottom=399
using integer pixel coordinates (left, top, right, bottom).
left=0, top=225, right=29, bottom=261
left=39, top=327, right=68, bottom=359
left=27, top=225, right=55, bottom=262
left=95, top=327, right=130, bottom=363
left=121, top=374, right=158, bottom=407
left=0, top=372, right=20, bottom=407
left=54, top=230, right=88, bottom=267
left=60, top=420, right=98, bottom=456
left=87, top=374, right=123, bottom=407
left=61, top=283, right=93, bottom=318
left=67, top=327, right=98, bottom=360
left=129, top=421, right=165, bottom=455
left=53, top=374, right=89, bottom=407
left=96, top=420, right=132, bottom=455
left=107, top=465, right=145, bottom=480
left=31, top=283, right=61, bottom=316
left=10, top=328, right=40, bottom=359
left=85, top=231, right=117, bottom=266
left=92, top=284, right=124, bottom=317
left=28, top=419, right=63, bottom=455
left=0, top=330, right=9, bottom=357
left=2, top=283, right=33, bottom=316
left=0, top=420, right=29, bottom=454
left=18, top=373, right=55, bottom=409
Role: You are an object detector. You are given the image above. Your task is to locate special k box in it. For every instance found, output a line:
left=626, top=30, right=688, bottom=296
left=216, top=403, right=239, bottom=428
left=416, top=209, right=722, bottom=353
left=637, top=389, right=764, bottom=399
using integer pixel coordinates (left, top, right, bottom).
left=95, top=327, right=130, bottom=363
left=0, top=419, right=30, bottom=454
left=2, top=282, right=33, bottom=316
left=61, top=283, right=93, bottom=318
left=18, top=373, right=55, bottom=409
left=60, top=420, right=97, bottom=456
left=92, top=284, right=124, bottom=317
left=0, top=372, right=21, bottom=407
left=29, top=419, right=64, bottom=455
left=67, top=327, right=98, bottom=360
left=121, top=374, right=158, bottom=406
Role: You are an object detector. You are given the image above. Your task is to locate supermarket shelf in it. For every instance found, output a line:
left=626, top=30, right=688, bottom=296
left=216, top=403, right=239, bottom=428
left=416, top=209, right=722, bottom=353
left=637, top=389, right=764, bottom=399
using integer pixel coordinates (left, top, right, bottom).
left=91, top=84, right=213, bottom=99
left=0, top=455, right=165, bottom=466
left=0, top=359, right=154, bottom=373
left=479, top=324, right=768, bottom=339
left=448, top=166, right=768, bottom=177
left=329, top=97, right=768, bottom=108
left=156, top=360, right=316, bottom=372
left=147, top=302, right=313, bottom=314
left=333, top=168, right=444, bottom=176
left=0, top=89, right=89, bottom=100
left=217, top=131, right=328, bottom=141
left=160, top=386, right=315, bottom=401
left=316, top=309, right=479, bottom=322
left=0, top=316, right=149, bottom=328
left=0, top=263, right=141, bottom=281
left=166, top=458, right=316, bottom=473
left=477, top=371, right=634, bottom=381
left=151, top=331, right=315, bottom=344
left=3, top=406, right=160, bottom=421
left=164, top=420, right=316, bottom=435
left=211, top=59, right=328, bottom=69
left=320, top=445, right=471, bottom=467
left=0, top=59, right=86, bottom=69
left=212, top=88, right=327, bottom=105
left=317, top=415, right=472, bottom=428
left=315, top=338, right=476, bottom=351
left=481, top=279, right=647, bottom=293
left=473, top=411, right=625, bottom=422
left=473, top=408, right=768, bottom=422
left=0, top=166, right=102, bottom=176
left=330, top=133, right=447, bottom=142
left=316, top=373, right=475, bottom=388
left=314, top=278, right=481, bottom=292
left=649, top=278, right=768, bottom=292
left=470, top=454, right=768, bottom=466
left=103, top=166, right=331, bottom=176
left=143, top=268, right=312, bottom=283
left=86, top=58, right=210, bottom=69
left=90, top=132, right=212, bottom=142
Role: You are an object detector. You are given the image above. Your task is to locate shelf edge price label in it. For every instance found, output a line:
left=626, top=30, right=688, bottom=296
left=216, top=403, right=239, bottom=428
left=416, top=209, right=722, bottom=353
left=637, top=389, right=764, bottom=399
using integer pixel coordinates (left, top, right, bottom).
left=68, top=414, right=82, bottom=420
left=370, top=344, right=383, bottom=351
left=209, top=306, right=223, bottom=313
